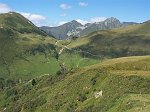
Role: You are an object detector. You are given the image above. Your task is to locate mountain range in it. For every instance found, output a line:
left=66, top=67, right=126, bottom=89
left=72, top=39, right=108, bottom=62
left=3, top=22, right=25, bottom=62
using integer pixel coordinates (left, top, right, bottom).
left=40, top=17, right=138, bottom=39
left=0, top=12, right=150, bottom=112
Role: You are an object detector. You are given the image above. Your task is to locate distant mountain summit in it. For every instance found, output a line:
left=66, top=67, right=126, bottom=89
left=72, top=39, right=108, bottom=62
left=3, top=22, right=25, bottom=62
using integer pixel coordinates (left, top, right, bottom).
left=40, top=20, right=83, bottom=40
left=40, top=17, right=138, bottom=40
left=80, top=17, right=122, bottom=36
left=104, top=17, right=122, bottom=28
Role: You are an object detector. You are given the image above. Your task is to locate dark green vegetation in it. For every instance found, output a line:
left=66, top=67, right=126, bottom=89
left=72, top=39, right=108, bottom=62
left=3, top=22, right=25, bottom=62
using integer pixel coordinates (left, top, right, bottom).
left=0, top=12, right=150, bottom=112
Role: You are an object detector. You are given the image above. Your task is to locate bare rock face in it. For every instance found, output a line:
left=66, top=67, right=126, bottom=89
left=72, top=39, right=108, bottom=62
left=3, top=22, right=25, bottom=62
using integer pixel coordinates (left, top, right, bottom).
left=94, top=90, right=103, bottom=98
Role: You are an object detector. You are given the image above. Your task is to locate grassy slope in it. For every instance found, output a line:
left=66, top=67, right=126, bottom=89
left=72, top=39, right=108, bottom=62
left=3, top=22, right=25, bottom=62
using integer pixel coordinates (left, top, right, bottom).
left=0, top=32, right=100, bottom=80
left=0, top=56, right=150, bottom=112
left=0, top=14, right=58, bottom=80
left=0, top=12, right=47, bottom=36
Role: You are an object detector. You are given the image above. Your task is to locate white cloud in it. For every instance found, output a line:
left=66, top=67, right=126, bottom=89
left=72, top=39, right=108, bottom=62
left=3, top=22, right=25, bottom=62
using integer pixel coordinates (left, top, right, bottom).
left=48, top=21, right=68, bottom=27
left=79, top=2, right=88, bottom=7
left=60, top=13, right=67, bottom=17
left=0, top=3, right=11, bottom=13
left=60, top=4, right=71, bottom=10
left=76, top=19, right=88, bottom=25
left=0, top=3, right=106, bottom=27
left=49, top=17, right=107, bottom=27
left=90, top=17, right=107, bottom=23
left=20, top=12, right=45, bottom=21
left=19, top=12, right=46, bottom=26
left=58, top=21, right=68, bottom=25
left=0, top=3, right=46, bottom=26
left=76, top=17, right=107, bottom=25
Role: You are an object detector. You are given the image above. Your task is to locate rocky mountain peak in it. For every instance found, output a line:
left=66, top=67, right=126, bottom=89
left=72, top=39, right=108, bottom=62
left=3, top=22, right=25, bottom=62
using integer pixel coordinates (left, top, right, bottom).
left=105, top=17, right=120, bottom=23
left=67, top=20, right=83, bottom=26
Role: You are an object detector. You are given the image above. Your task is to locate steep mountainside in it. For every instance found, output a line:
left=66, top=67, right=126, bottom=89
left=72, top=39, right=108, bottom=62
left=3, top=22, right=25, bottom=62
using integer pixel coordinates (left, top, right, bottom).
left=80, top=17, right=122, bottom=36
left=40, top=20, right=83, bottom=39
left=0, top=12, right=47, bottom=36
left=40, top=17, right=137, bottom=39
left=0, top=56, right=150, bottom=112
left=0, top=12, right=59, bottom=80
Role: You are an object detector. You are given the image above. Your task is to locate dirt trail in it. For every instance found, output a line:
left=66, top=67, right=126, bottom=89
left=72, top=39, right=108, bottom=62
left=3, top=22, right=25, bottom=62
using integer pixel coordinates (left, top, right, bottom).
left=55, top=40, right=102, bottom=58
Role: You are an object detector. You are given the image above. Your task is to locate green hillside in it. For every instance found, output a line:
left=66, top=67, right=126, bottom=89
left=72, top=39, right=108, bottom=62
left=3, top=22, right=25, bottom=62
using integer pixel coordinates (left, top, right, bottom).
left=67, top=21, right=150, bottom=58
left=0, top=56, right=150, bottom=112
left=0, top=12, right=57, bottom=80
left=0, top=12, right=100, bottom=81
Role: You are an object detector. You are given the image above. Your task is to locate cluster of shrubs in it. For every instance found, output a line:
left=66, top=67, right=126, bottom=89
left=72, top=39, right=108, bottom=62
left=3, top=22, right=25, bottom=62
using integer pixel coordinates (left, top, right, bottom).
left=19, top=28, right=47, bottom=36
left=77, top=93, right=87, bottom=102
left=23, top=96, right=47, bottom=111
left=56, top=63, right=68, bottom=76
left=27, top=43, right=60, bottom=61
left=0, top=78, right=16, bottom=90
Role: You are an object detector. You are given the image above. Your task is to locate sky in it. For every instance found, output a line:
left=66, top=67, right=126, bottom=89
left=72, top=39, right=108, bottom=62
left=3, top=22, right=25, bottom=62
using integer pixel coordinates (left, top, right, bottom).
left=0, top=0, right=149, bottom=26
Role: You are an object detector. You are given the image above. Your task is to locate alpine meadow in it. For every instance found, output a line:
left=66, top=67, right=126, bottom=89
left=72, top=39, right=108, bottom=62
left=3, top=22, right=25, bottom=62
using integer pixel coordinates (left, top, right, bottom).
left=0, top=0, right=150, bottom=112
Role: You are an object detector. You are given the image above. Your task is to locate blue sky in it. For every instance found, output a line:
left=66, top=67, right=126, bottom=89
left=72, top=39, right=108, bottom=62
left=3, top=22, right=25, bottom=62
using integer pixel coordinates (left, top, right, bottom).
left=0, top=0, right=149, bottom=26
